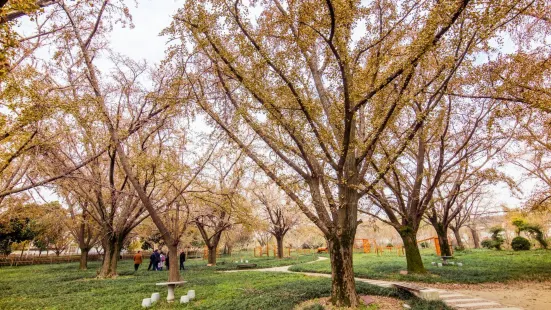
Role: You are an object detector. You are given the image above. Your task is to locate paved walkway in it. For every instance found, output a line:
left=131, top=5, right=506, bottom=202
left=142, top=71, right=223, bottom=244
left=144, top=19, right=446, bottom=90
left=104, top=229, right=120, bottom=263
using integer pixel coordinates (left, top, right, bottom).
left=225, top=257, right=523, bottom=310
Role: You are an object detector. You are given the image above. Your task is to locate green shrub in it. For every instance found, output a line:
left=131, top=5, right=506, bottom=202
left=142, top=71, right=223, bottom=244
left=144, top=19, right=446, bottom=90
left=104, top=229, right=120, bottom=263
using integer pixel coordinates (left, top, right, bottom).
left=481, top=239, right=493, bottom=249
left=511, top=236, right=531, bottom=251
left=454, top=245, right=465, bottom=252
left=523, top=224, right=548, bottom=249
left=489, top=226, right=505, bottom=250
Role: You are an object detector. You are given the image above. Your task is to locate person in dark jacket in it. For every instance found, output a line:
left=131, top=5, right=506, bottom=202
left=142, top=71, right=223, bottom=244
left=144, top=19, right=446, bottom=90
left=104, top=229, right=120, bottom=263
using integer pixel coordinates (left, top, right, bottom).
left=179, top=251, right=186, bottom=270
left=148, top=249, right=158, bottom=271
left=154, top=250, right=161, bottom=271
left=166, top=254, right=169, bottom=270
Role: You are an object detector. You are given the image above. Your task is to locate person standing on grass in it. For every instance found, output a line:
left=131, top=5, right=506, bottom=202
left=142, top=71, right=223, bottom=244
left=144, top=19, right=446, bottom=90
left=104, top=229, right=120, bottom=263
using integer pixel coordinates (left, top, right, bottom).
left=133, top=251, right=143, bottom=272
left=166, top=254, right=169, bottom=270
left=158, top=252, right=165, bottom=271
left=179, top=251, right=186, bottom=270
left=154, top=249, right=161, bottom=271
left=148, top=250, right=158, bottom=271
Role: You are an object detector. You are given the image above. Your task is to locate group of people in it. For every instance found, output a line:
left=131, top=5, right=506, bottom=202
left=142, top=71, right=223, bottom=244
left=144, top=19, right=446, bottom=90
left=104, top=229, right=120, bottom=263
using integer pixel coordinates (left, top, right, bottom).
left=132, top=249, right=187, bottom=271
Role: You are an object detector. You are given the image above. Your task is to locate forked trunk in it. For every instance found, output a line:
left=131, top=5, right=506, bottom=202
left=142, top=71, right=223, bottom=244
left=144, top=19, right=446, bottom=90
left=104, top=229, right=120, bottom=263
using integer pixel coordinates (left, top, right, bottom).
left=207, top=246, right=217, bottom=265
left=399, top=227, right=426, bottom=273
left=469, top=226, right=480, bottom=249
left=327, top=237, right=358, bottom=307
left=97, top=237, right=122, bottom=278
left=452, top=227, right=464, bottom=249
left=276, top=235, right=284, bottom=258
left=167, top=245, right=181, bottom=282
left=79, top=248, right=89, bottom=270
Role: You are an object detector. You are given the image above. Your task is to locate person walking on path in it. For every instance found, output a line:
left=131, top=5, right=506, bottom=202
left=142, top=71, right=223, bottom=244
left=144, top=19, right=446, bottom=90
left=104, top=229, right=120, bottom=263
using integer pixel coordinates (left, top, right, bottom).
left=179, top=251, right=186, bottom=270
left=133, top=251, right=143, bottom=272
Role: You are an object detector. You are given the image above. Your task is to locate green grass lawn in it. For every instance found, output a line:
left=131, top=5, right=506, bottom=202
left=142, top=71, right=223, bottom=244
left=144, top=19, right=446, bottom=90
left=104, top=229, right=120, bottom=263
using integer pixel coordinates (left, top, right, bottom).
left=206, top=252, right=319, bottom=270
left=0, top=256, right=449, bottom=310
left=290, top=249, right=551, bottom=284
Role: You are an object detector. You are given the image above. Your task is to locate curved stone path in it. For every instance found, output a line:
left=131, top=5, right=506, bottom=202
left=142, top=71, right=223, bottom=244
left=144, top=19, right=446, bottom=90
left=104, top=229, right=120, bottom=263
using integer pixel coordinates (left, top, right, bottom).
left=225, top=257, right=523, bottom=310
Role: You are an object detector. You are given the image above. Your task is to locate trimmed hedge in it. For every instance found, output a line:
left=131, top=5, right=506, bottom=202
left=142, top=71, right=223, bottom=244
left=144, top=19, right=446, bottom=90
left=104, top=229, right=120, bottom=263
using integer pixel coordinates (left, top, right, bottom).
left=511, top=236, right=531, bottom=251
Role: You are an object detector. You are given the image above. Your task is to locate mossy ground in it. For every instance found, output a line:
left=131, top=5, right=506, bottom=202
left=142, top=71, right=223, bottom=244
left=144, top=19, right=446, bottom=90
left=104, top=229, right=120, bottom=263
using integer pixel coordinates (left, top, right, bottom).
left=0, top=254, right=450, bottom=310
left=290, top=249, right=551, bottom=284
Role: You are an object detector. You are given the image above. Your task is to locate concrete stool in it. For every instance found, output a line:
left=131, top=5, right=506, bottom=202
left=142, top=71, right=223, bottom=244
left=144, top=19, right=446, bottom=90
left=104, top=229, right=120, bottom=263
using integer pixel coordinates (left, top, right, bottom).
left=156, top=281, right=186, bottom=303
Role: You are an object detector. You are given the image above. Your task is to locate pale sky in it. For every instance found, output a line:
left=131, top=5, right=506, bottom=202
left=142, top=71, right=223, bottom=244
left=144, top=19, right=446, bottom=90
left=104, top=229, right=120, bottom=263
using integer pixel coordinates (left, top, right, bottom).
left=107, top=0, right=184, bottom=63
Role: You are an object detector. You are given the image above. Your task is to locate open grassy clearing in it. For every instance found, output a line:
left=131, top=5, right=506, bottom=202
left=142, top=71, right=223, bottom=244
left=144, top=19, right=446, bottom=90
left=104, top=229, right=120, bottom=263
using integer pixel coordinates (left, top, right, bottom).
left=0, top=258, right=450, bottom=310
left=289, top=249, right=551, bottom=284
left=205, top=252, right=319, bottom=270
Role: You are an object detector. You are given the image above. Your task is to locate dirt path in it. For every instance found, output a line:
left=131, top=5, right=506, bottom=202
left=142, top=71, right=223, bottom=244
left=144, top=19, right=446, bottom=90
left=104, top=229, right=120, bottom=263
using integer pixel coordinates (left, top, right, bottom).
left=224, top=256, right=329, bottom=273
left=426, top=281, right=551, bottom=310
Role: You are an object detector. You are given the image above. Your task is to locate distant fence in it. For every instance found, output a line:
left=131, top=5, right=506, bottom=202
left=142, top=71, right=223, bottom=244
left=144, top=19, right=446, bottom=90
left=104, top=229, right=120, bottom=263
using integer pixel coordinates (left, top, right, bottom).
left=0, top=253, right=141, bottom=267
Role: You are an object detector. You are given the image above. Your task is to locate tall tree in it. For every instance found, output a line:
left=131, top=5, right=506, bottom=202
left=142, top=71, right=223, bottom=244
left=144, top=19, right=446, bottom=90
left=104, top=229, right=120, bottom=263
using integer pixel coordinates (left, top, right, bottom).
left=253, top=185, right=298, bottom=259
left=168, top=1, right=547, bottom=305
left=448, top=188, right=491, bottom=249
left=192, top=146, right=248, bottom=265
left=65, top=198, right=100, bottom=270
left=56, top=0, right=219, bottom=282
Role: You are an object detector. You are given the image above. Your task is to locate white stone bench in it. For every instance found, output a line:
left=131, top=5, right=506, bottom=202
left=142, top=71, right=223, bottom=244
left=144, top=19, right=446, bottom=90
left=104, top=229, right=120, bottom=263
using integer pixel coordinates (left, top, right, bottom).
left=156, top=281, right=186, bottom=302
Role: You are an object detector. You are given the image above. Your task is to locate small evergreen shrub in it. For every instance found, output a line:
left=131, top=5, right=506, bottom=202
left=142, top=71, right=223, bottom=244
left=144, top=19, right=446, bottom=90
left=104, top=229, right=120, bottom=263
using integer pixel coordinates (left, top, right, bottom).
left=489, top=226, right=505, bottom=250
left=481, top=239, right=493, bottom=249
left=511, top=236, right=531, bottom=251
left=454, top=245, right=466, bottom=252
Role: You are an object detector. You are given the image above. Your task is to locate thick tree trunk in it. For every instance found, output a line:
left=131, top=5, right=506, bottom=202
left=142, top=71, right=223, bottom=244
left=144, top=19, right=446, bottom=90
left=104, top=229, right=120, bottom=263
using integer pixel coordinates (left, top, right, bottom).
left=399, top=227, right=426, bottom=273
left=79, top=248, right=89, bottom=270
left=276, top=235, right=284, bottom=259
left=207, top=246, right=217, bottom=265
left=97, top=237, right=122, bottom=278
left=469, top=226, right=480, bottom=249
left=167, top=245, right=181, bottom=282
left=431, top=221, right=452, bottom=257
left=452, top=227, right=464, bottom=249
left=327, top=237, right=358, bottom=307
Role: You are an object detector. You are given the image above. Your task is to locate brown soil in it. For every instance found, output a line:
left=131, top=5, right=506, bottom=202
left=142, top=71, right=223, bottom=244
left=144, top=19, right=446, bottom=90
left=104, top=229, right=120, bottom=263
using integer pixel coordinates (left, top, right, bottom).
left=294, top=296, right=405, bottom=310
left=425, top=280, right=551, bottom=310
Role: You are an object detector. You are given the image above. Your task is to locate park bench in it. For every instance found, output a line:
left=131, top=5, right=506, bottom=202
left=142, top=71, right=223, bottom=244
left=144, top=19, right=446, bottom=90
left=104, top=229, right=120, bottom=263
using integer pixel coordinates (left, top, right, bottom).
left=316, top=247, right=328, bottom=253
left=236, top=263, right=257, bottom=269
left=393, top=283, right=439, bottom=300
left=156, top=281, right=186, bottom=303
